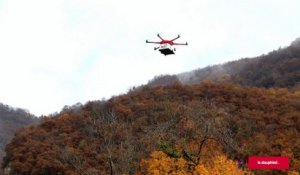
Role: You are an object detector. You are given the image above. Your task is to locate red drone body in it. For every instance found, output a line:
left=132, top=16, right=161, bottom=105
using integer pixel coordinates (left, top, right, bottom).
left=146, top=34, right=188, bottom=55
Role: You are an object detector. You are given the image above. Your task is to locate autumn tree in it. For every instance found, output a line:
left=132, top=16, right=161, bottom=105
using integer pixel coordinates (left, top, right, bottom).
left=138, top=151, right=251, bottom=175
left=157, top=100, right=241, bottom=168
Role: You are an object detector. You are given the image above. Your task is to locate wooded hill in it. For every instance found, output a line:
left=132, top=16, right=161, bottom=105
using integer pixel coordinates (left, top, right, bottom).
left=149, top=38, right=300, bottom=89
left=2, top=82, right=300, bottom=174
left=0, top=103, right=38, bottom=167
left=2, top=38, right=300, bottom=175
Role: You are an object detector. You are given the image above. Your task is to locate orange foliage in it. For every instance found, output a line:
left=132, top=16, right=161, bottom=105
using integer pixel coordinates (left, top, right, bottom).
left=138, top=151, right=251, bottom=175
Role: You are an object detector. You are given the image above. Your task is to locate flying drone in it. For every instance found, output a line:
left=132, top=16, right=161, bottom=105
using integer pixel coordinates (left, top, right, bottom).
left=146, top=34, right=188, bottom=56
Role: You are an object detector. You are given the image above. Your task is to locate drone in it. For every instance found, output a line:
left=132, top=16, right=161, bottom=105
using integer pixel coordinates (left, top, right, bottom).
left=146, top=34, right=188, bottom=56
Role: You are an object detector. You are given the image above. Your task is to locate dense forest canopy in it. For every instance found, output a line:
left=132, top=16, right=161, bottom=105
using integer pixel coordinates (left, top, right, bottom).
left=2, top=82, right=300, bottom=174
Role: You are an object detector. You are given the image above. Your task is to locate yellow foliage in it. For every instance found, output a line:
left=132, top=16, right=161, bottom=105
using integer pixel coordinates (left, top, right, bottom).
left=139, top=151, right=251, bottom=175
left=139, top=151, right=188, bottom=175
left=193, top=164, right=209, bottom=175
left=194, top=155, right=249, bottom=175
left=289, top=171, right=300, bottom=175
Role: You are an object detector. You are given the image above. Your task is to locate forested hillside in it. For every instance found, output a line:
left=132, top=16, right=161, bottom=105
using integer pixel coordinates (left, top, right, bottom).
left=0, top=103, right=39, bottom=167
left=2, top=82, right=300, bottom=174
left=149, top=39, right=300, bottom=89
left=2, top=38, right=300, bottom=175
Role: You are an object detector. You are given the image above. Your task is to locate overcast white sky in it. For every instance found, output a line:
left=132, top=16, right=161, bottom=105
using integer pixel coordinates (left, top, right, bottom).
left=0, top=0, right=299, bottom=116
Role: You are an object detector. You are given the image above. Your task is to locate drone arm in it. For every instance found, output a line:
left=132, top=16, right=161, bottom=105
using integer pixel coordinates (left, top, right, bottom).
left=173, top=42, right=188, bottom=46
left=171, top=35, right=180, bottom=41
left=146, top=40, right=161, bottom=44
left=157, top=33, right=164, bottom=40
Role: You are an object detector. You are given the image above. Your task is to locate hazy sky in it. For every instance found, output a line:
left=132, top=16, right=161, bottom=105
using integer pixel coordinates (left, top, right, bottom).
left=0, top=0, right=299, bottom=116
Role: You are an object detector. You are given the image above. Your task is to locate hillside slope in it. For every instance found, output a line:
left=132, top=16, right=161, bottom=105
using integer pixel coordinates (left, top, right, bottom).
left=0, top=103, right=39, bottom=167
left=149, top=39, right=300, bottom=89
left=2, top=82, right=300, bottom=174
